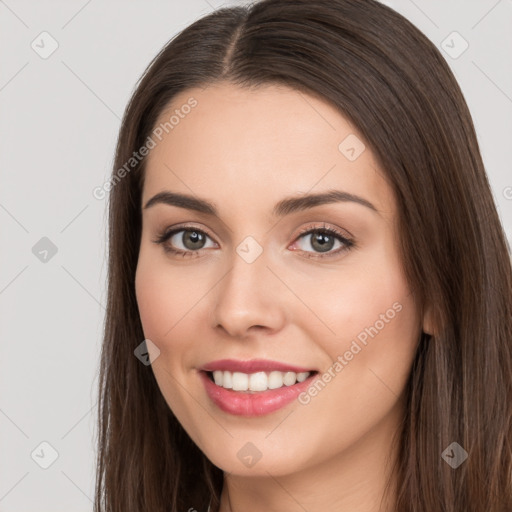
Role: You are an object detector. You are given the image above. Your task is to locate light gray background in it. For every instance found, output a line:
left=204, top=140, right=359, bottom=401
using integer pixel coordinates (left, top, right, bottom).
left=0, top=0, right=511, bottom=510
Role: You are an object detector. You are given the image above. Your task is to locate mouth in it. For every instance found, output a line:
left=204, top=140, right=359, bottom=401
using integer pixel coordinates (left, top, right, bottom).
left=199, top=363, right=319, bottom=417
left=203, top=369, right=318, bottom=393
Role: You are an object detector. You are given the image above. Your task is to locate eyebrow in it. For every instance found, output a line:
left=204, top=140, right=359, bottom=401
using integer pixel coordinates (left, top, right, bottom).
left=143, top=189, right=379, bottom=217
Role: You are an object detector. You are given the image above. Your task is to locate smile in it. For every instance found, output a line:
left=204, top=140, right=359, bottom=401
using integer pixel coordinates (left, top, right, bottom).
left=209, top=370, right=311, bottom=392
left=198, top=359, right=319, bottom=416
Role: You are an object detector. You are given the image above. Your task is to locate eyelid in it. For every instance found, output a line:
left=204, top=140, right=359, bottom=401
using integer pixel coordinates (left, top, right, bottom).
left=153, top=222, right=218, bottom=244
left=293, top=222, right=353, bottom=242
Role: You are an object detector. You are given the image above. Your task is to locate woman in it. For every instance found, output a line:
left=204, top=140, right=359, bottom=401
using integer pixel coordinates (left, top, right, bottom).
left=94, top=0, right=512, bottom=510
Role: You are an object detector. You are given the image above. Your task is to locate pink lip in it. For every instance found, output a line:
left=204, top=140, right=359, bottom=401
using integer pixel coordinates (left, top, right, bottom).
left=199, top=366, right=318, bottom=417
left=200, top=358, right=315, bottom=373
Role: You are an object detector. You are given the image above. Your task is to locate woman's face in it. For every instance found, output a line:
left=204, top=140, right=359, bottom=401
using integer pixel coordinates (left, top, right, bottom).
left=135, top=82, right=426, bottom=478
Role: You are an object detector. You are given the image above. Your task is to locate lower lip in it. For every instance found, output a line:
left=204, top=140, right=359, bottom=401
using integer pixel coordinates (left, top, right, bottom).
left=199, top=371, right=317, bottom=417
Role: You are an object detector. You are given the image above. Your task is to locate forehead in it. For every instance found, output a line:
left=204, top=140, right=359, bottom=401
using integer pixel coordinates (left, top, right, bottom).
left=142, top=82, right=393, bottom=218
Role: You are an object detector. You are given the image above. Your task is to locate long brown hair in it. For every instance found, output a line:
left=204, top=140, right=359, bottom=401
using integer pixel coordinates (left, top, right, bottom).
left=94, top=0, right=512, bottom=510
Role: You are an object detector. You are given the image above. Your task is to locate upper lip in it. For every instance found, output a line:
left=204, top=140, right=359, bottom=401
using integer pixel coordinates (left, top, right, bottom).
left=200, top=359, right=316, bottom=373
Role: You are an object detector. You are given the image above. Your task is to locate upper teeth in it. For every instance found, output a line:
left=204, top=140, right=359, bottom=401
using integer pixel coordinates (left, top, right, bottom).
left=212, top=370, right=310, bottom=391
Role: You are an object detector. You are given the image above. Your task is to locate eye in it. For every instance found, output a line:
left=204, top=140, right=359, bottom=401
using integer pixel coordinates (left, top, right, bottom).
left=290, top=223, right=355, bottom=259
left=152, top=222, right=355, bottom=260
left=152, top=225, right=217, bottom=257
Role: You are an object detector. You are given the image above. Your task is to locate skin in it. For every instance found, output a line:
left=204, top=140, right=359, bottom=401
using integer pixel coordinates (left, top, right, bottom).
left=135, top=82, right=433, bottom=511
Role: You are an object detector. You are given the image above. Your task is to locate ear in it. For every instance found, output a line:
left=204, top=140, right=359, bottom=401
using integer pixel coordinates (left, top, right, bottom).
left=422, top=304, right=435, bottom=336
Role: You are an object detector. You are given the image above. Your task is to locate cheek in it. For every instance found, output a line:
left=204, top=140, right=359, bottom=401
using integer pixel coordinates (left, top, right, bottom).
left=310, top=280, right=401, bottom=337
left=135, top=252, right=196, bottom=341
left=134, top=258, right=192, bottom=391
left=134, top=249, right=215, bottom=378
left=135, top=262, right=173, bottom=341
left=297, top=248, right=419, bottom=368
left=134, top=253, right=206, bottom=432
left=287, top=265, right=419, bottom=465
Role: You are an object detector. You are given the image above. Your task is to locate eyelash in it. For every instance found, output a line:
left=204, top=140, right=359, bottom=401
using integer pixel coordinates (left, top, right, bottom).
left=152, top=222, right=355, bottom=260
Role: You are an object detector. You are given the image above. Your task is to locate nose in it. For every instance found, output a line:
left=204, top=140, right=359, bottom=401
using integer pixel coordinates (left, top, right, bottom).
left=211, top=247, right=287, bottom=339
